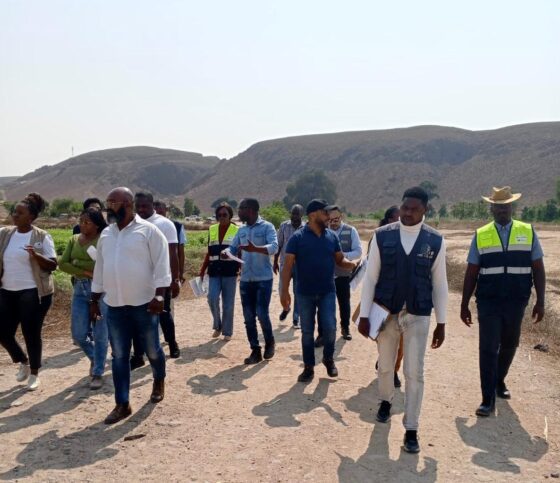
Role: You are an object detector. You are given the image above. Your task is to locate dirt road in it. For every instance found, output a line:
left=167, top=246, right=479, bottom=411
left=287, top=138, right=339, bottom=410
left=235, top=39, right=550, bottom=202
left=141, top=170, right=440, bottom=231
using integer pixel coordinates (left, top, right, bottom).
left=0, top=232, right=558, bottom=482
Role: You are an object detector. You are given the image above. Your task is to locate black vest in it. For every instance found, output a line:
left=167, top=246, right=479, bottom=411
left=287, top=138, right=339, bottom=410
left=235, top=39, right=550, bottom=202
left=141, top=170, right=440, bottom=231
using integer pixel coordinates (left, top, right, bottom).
left=374, top=223, right=442, bottom=316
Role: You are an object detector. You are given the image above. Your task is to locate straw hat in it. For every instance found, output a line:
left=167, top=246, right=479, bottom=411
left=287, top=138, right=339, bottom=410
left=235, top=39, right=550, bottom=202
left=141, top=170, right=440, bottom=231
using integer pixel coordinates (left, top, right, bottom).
left=481, top=186, right=522, bottom=204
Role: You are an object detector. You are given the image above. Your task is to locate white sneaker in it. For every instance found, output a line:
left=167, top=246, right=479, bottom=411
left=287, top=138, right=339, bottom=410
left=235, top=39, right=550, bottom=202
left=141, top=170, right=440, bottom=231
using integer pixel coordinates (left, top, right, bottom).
left=27, top=375, right=40, bottom=391
left=16, top=363, right=30, bottom=382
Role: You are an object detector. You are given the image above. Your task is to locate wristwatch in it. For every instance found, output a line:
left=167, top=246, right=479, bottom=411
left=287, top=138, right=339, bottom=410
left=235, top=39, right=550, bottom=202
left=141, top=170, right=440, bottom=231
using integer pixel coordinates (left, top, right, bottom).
left=154, top=295, right=164, bottom=302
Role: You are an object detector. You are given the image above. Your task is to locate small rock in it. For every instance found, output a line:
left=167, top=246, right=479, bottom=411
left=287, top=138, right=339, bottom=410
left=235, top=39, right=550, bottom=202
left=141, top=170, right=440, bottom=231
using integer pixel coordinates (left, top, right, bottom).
left=10, top=401, right=24, bottom=407
left=551, top=472, right=559, bottom=478
left=124, top=434, right=146, bottom=441
left=534, top=343, right=549, bottom=353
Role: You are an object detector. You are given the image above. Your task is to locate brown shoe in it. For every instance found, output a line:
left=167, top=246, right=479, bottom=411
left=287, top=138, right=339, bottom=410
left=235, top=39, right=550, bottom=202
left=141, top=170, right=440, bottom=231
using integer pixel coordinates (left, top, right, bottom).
left=104, top=403, right=132, bottom=425
left=150, top=379, right=165, bottom=403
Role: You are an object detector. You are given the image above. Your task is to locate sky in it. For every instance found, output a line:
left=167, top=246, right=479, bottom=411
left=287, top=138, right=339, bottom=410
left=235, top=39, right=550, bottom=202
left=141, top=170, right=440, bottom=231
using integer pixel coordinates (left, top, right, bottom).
left=1, top=0, right=559, bottom=176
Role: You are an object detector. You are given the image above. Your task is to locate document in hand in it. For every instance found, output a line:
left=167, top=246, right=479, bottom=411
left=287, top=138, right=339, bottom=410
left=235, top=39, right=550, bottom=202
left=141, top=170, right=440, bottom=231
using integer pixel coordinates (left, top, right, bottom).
left=221, top=249, right=245, bottom=264
left=349, top=259, right=366, bottom=291
left=86, top=245, right=97, bottom=261
left=355, top=302, right=390, bottom=340
left=189, top=277, right=207, bottom=297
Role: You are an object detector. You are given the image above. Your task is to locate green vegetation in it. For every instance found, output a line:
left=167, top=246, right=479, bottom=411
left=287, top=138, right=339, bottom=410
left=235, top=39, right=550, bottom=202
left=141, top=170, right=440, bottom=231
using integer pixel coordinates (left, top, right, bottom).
left=211, top=197, right=237, bottom=209
left=283, top=171, right=337, bottom=210
left=260, top=201, right=289, bottom=229
left=183, top=197, right=201, bottom=216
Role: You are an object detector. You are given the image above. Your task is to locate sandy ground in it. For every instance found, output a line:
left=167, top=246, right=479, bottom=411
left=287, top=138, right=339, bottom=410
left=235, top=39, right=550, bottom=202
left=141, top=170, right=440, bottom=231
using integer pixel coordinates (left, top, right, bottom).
left=0, top=231, right=559, bottom=482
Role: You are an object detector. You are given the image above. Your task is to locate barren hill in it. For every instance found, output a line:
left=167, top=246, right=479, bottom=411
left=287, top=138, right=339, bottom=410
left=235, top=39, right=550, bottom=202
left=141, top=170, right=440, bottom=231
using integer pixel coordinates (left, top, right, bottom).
left=187, top=122, right=560, bottom=212
left=3, top=146, right=220, bottom=203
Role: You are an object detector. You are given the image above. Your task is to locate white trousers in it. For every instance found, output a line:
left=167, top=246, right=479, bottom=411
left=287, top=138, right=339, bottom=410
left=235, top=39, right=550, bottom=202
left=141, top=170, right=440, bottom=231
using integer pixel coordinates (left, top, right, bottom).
left=377, top=311, right=431, bottom=430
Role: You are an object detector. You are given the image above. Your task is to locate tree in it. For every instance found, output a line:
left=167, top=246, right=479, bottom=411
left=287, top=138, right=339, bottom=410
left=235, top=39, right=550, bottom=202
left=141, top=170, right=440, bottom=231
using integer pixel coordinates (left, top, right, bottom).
left=260, top=201, right=289, bottom=229
left=438, top=204, right=448, bottom=218
left=183, top=197, right=200, bottom=217
left=556, top=178, right=560, bottom=204
left=211, top=197, right=238, bottom=209
left=542, top=199, right=558, bottom=222
left=49, top=198, right=82, bottom=217
left=168, top=203, right=183, bottom=219
left=283, top=171, right=337, bottom=210
left=419, top=181, right=439, bottom=218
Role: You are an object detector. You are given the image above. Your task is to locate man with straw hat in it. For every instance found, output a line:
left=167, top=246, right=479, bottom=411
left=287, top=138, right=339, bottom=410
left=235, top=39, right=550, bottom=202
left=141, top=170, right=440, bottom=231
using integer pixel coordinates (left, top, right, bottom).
left=460, top=186, right=546, bottom=417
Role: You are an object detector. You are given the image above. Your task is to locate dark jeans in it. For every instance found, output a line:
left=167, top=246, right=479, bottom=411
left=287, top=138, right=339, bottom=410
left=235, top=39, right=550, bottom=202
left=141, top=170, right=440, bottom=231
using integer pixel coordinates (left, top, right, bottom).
left=299, top=292, right=336, bottom=366
left=334, top=276, right=351, bottom=331
left=0, top=288, right=52, bottom=371
left=477, top=299, right=526, bottom=404
left=106, top=303, right=166, bottom=404
left=239, top=280, right=274, bottom=349
left=132, top=287, right=175, bottom=357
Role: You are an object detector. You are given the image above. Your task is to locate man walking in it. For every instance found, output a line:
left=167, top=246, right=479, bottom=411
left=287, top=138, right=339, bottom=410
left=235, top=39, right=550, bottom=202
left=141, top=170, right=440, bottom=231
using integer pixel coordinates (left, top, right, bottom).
left=327, top=206, right=362, bottom=341
left=273, top=204, right=304, bottom=328
left=154, top=201, right=186, bottom=284
left=133, top=193, right=181, bottom=361
left=90, top=187, right=171, bottom=424
left=280, top=199, right=358, bottom=383
left=225, top=198, right=278, bottom=364
left=358, top=187, right=448, bottom=453
left=460, top=186, right=545, bottom=417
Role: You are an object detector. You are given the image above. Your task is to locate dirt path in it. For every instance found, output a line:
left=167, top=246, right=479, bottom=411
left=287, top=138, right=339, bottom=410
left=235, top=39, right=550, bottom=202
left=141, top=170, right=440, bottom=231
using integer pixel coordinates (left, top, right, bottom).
left=1, top=238, right=559, bottom=481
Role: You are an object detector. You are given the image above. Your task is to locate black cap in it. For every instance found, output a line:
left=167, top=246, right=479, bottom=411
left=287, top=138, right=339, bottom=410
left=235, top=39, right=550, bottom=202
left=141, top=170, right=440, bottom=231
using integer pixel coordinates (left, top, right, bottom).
left=306, top=199, right=333, bottom=215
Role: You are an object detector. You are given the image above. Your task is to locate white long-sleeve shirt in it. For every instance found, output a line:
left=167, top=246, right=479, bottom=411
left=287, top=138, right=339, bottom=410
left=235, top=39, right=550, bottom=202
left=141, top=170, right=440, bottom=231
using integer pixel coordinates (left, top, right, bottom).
left=92, top=215, right=171, bottom=307
left=359, top=220, right=448, bottom=324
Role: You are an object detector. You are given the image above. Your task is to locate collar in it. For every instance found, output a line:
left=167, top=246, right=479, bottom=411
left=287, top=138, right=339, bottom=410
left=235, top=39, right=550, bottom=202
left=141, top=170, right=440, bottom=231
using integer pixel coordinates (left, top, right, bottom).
left=247, top=216, right=264, bottom=227
left=399, top=218, right=423, bottom=234
left=112, top=214, right=141, bottom=232
left=494, top=220, right=513, bottom=231
left=146, top=212, right=158, bottom=223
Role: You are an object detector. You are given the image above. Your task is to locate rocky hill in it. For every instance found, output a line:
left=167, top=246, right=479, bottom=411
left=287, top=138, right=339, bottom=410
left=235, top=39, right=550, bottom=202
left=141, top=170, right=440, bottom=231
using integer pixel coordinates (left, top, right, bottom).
left=3, top=123, right=559, bottom=212
left=3, top=146, right=220, bottom=203
left=187, top=122, right=560, bottom=212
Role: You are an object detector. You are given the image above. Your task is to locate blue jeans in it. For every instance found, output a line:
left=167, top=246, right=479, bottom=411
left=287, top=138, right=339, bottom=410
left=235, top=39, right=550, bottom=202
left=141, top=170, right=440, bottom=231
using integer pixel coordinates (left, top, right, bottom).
left=278, top=267, right=299, bottom=322
left=71, top=279, right=109, bottom=377
left=208, top=276, right=237, bottom=336
left=298, top=292, right=336, bottom=366
left=106, top=303, right=166, bottom=404
left=239, top=280, right=274, bottom=349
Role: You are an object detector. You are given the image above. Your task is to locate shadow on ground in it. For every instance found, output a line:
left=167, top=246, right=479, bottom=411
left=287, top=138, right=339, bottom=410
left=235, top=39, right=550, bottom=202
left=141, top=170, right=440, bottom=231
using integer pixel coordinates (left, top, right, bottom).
left=187, top=362, right=267, bottom=396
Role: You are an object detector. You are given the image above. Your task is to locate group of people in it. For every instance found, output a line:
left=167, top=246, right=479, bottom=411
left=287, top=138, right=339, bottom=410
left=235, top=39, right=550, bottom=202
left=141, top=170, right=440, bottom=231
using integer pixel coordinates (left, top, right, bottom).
left=0, top=184, right=546, bottom=454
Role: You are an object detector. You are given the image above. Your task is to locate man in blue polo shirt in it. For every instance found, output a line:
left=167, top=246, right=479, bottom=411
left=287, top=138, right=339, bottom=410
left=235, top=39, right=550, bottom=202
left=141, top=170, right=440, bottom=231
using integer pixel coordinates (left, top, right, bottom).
left=280, top=199, right=358, bottom=383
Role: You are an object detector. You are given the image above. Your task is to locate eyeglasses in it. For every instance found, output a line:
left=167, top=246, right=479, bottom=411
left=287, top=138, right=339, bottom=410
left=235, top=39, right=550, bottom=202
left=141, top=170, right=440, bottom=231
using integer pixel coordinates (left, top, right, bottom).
left=105, top=200, right=125, bottom=207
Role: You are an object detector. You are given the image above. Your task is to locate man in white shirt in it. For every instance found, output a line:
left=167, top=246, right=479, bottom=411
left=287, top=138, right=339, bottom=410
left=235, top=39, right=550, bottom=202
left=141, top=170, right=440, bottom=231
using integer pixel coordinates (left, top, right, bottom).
left=132, top=192, right=181, bottom=362
left=359, top=186, right=448, bottom=454
left=90, top=187, right=171, bottom=425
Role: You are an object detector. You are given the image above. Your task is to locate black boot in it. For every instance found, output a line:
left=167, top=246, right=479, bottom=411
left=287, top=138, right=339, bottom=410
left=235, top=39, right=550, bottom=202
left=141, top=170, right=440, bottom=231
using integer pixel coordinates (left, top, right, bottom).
left=263, top=340, right=276, bottom=360
left=297, top=365, right=315, bottom=383
left=168, top=340, right=180, bottom=359
left=244, top=348, right=263, bottom=365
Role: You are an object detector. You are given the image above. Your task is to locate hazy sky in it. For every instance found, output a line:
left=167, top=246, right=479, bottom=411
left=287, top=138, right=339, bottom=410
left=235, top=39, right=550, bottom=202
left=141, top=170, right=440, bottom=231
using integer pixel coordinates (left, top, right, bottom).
left=1, top=0, right=559, bottom=176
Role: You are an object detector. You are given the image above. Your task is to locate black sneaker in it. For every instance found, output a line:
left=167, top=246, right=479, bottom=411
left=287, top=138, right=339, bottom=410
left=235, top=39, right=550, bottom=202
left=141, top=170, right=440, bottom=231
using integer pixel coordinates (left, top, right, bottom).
left=297, top=365, right=314, bottom=383
left=279, top=309, right=290, bottom=321
left=292, top=320, right=300, bottom=329
left=169, top=341, right=180, bottom=359
left=341, top=327, right=352, bottom=341
left=244, top=348, right=263, bottom=365
left=376, top=400, right=392, bottom=423
left=475, top=400, right=495, bottom=417
left=314, top=336, right=324, bottom=348
left=130, top=355, right=145, bottom=371
left=263, top=340, right=275, bottom=360
left=496, top=382, right=511, bottom=399
left=403, top=430, right=420, bottom=453
left=322, top=359, right=338, bottom=377
left=394, top=372, right=401, bottom=388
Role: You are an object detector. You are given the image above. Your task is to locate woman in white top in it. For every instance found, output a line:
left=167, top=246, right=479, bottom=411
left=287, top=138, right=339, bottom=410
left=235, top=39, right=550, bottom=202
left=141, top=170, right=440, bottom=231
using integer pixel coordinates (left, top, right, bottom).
left=0, top=193, right=57, bottom=390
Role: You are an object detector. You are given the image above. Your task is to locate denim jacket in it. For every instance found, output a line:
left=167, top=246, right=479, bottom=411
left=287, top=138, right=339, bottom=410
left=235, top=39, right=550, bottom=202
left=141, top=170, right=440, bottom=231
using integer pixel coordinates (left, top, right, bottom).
left=229, top=217, right=278, bottom=282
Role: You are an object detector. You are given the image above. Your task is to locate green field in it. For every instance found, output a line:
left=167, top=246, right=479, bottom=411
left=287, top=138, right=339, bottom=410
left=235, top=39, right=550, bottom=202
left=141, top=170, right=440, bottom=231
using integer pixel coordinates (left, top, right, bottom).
left=49, top=228, right=208, bottom=290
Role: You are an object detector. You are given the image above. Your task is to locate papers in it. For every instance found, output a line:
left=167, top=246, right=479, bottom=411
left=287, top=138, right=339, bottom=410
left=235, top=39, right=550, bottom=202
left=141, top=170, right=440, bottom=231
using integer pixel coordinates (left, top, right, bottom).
left=86, top=245, right=97, bottom=261
left=221, top=249, right=245, bottom=264
left=349, top=259, right=366, bottom=291
left=355, top=302, right=390, bottom=340
left=189, top=276, right=208, bottom=297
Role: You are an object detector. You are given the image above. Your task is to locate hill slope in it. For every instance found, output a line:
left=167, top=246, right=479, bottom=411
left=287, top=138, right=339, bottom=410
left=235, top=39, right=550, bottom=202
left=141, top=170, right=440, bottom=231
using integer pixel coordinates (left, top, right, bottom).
left=4, top=146, right=220, bottom=203
left=187, top=123, right=560, bottom=212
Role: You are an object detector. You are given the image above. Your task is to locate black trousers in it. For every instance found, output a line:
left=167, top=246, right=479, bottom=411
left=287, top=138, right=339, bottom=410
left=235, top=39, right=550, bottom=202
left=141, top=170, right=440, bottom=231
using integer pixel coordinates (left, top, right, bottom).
left=477, top=299, right=526, bottom=404
left=132, top=288, right=176, bottom=357
left=317, top=277, right=351, bottom=337
left=0, top=288, right=52, bottom=370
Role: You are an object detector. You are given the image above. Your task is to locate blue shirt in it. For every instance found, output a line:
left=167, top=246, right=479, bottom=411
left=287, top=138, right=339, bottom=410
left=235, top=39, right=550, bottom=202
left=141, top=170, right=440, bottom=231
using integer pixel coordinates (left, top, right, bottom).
left=467, top=221, right=544, bottom=264
left=229, top=217, right=278, bottom=282
left=286, top=225, right=342, bottom=295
